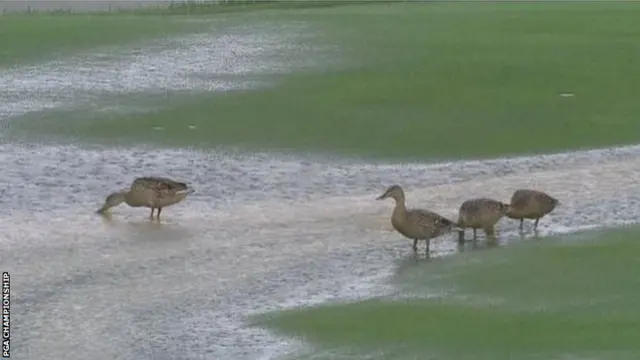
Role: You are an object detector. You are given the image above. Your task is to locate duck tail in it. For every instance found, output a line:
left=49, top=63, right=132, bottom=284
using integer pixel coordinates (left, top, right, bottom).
left=170, top=181, right=194, bottom=195
left=442, top=217, right=464, bottom=232
left=176, top=186, right=195, bottom=195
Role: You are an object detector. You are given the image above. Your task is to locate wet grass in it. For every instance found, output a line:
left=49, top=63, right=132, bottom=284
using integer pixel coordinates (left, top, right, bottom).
left=0, top=1, right=396, bottom=67
left=131, top=0, right=401, bottom=16
left=1, top=0, right=398, bottom=16
left=5, top=3, right=640, bottom=359
left=14, top=2, right=640, bottom=160
left=0, top=14, right=204, bottom=67
left=253, top=226, right=640, bottom=359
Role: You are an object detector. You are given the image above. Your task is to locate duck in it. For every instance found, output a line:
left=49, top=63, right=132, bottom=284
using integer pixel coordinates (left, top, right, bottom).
left=505, top=189, right=559, bottom=232
left=376, top=184, right=458, bottom=255
left=96, top=176, right=194, bottom=219
left=457, top=197, right=510, bottom=243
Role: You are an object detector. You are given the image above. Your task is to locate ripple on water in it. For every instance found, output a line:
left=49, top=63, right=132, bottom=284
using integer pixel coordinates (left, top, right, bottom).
left=3, top=143, right=640, bottom=359
left=0, top=20, right=337, bottom=122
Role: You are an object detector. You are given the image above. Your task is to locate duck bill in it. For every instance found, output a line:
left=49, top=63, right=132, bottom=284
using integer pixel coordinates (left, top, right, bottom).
left=376, top=194, right=386, bottom=200
left=96, top=205, right=110, bottom=214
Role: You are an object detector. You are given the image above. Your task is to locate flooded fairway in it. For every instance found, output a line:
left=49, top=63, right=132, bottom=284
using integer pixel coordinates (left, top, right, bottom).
left=2, top=142, right=640, bottom=359
left=0, top=1, right=177, bottom=13
left=2, top=4, right=640, bottom=359
left=0, top=19, right=332, bottom=122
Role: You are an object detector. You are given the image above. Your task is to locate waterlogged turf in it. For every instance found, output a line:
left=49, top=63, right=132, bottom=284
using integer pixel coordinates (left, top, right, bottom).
left=3, top=2, right=640, bottom=360
left=0, top=14, right=203, bottom=67
left=10, top=2, right=640, bottom=159
left=254, top=226, right=640, bottom=360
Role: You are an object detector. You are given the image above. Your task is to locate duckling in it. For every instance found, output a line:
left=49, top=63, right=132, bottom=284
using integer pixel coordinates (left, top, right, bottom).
left=505, top=189, right=559, bottom=232
left=96, top=176, right=194, bottom=219
left=457, top=198, right=510, bottom=243
left=376, top=184, right=458, bottom=255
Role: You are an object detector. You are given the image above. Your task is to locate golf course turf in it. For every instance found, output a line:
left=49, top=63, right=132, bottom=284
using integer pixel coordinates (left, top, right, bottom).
left=0, top=14, right=208, bottom=67
left=253, top=226, right=640, bottom=359
left=8, top=2, right=640, bottom=160
left=3, top=2, right=640, bottom=359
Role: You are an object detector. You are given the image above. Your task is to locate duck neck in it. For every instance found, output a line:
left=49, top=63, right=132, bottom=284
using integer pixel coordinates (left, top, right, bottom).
left=121, top=190, right=136, bottom=206
left=392, top=195, right=407, bottom=218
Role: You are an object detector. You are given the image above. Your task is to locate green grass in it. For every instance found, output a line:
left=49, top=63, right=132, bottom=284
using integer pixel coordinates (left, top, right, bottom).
left=130, top=0, right=400, bottom=16
left=7, top=2, right=640, bottom=160
left=1, top=0, right=396, bottom=16
left=253, top=226, right=640, bottom=359
left=0, top=14, right=204, bottom=67
left=13, top=2, right=640, bottom=160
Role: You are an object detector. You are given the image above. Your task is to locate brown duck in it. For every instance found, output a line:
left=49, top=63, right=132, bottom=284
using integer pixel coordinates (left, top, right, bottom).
left=376, top=184, right=458, bottom=255
left=505, top=189, right=559, bottom=231
left=457, top=198, right=510, bottom=243
left=96, top=176, right=194, bottom=219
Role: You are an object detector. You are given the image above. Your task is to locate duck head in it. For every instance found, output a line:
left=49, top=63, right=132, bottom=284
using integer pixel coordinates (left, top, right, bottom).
left=96, top=190, right=127, bottom=214
left=376, top=184, right=405, bottom=202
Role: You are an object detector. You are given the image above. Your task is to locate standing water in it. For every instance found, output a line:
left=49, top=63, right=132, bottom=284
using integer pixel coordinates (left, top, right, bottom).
left=1, top=15, right=640, bottom=360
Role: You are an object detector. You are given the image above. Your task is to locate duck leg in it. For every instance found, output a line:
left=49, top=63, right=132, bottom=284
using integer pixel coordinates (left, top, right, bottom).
left=484, top=226, right=495, bottom=239
left=472, top=228, right=477, bottom=240
left=149, top=208, right=155, bottom=219
left=157, top=207, right=163, bottom=219
left=519, top=218, right=524, bottom=232
left=425, top=239, right=430, bottom=255
left=534, top=218, right=540, bottom=230
left=412, top=239, right=418, bottom=252
left=457, top=230, right=465, bottom=244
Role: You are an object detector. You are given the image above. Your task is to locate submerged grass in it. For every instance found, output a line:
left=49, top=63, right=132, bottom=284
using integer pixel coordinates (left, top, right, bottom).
left=254, top=226, right=640, bottom=359
left=12, top=2, right=640, bottom=160
left=131, top=0, right=401, bottom=16
left=1, top=0, right=399, bottom=16
left=0, top=15, right=206, bottom=67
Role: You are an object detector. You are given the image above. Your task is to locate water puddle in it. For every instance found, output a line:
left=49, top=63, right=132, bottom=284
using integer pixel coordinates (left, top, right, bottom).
left=1, top=142, right=640, bottom=359
left=0, top=20, right=335, bottom=122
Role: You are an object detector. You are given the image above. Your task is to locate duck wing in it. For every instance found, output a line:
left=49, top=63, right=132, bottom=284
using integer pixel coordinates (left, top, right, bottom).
left=461, top=198, right=503, bottom=214
left=510, top=190, right=533, bottom=208
left=133, top=177, right=188, bottom=192
left=407, top=208, right=456, bottom=231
